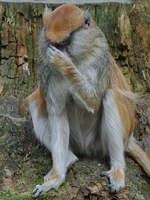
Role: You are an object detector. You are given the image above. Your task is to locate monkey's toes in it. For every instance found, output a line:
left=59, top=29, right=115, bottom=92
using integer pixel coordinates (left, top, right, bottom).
left=101, top=168, right=125, bottom=193
left=109, top=175, right=125, bottom=193
left=100, top=169, right=112, bottom=177
left=32, top=184, right=49, bottom=197
left=33, top=173, right=65, bottom=197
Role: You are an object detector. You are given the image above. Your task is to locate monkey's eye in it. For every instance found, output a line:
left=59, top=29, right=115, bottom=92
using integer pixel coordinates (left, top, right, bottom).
left=83, top=10, right=91, bottom=29
left=83, top=18, right=90, bottom=29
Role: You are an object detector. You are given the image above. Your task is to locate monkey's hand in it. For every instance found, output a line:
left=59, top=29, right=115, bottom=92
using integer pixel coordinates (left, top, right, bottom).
left=47, top=46, right=102, bottom=113
left=46, top=45, right=104, bottom=113
left=47, top=45, right=73, bottom=73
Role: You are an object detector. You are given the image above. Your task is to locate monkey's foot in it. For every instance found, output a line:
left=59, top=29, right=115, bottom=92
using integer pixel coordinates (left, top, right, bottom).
left=44, top=153, right=78, bottom=183
left=33, top=169, right=65, bottom=197
left=101, top=168, right=125, bottom=193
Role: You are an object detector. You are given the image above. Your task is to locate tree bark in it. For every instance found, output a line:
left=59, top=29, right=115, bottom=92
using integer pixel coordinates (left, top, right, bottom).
left=0, top=0, right=149, bottom=99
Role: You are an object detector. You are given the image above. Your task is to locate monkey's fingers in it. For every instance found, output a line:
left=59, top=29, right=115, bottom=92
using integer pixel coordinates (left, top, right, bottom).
left=48, top=45, right=64, bottom=57
left=50, top=45, right=64, bottom=54
left=46, top=46, right=55, bottom=59
left=47, top=45, right=73, bottom=68
left=46, top=45, right=64, bottom=63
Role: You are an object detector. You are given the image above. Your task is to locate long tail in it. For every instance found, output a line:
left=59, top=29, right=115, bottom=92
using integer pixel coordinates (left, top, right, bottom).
left=127, top=138, right=150, bottom=177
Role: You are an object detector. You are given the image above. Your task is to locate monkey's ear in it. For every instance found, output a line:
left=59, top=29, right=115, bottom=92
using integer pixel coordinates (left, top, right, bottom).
left=83, top=10, right=91, bottom=29
left=43, top=5, right=52, bottom=26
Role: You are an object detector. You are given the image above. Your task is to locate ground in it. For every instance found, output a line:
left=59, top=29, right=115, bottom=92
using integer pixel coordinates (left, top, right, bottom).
left=0, top=96, right=150, bottom=200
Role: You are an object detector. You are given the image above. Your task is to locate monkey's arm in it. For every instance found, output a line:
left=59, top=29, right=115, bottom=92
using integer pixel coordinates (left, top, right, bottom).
left=47, top=46, right=108, bottom=113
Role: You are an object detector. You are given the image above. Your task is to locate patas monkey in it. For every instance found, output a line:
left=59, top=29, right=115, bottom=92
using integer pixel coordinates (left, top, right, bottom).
left=26, top=4, right=150, bottom=197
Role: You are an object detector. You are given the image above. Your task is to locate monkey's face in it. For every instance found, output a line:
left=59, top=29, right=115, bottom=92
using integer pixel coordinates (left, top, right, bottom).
left=67, top=22, right=104, bottom=61
left=43, top=4, right=105, bottom=62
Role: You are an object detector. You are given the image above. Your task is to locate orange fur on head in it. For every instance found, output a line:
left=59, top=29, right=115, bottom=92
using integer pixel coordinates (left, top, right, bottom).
left=43, top=4, right=85, bottom=43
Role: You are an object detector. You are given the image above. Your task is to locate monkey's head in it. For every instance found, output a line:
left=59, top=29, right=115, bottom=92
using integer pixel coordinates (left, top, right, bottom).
left=43, top=4, right=85, bottom=43
left=43, top=4, right=107, bottom=61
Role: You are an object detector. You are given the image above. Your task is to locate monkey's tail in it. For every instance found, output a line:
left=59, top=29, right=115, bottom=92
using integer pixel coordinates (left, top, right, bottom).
left=126, top=137, right=150, bottom=177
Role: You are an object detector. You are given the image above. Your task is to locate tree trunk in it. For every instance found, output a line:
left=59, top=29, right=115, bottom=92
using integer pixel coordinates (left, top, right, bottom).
left=0, top=0, right=150, bottom=99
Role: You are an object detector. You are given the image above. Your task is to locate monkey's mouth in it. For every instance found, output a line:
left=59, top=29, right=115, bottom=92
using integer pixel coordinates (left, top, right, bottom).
left=52, top=43, right=67, bottom=52
left=51, top=34, right=72, bottom=52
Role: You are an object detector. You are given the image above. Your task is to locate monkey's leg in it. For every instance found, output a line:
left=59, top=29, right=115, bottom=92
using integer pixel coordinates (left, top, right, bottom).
left=29, top=101, right=77, bottom=179
left=101, top=89, right=125, bottom=193
left=44, top=150, right=78, bottom=182
left=28, top=88, right=78, bottom=180
left=32, top=105, right=77, bottom=197
left=29, top=101, right=51, bottom=152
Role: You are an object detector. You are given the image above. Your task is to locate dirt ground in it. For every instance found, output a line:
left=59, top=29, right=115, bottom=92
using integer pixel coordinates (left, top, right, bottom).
left=0, top=96, right=150, bottom=200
